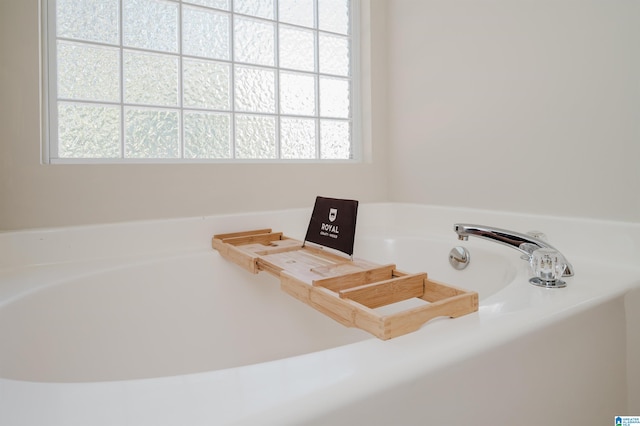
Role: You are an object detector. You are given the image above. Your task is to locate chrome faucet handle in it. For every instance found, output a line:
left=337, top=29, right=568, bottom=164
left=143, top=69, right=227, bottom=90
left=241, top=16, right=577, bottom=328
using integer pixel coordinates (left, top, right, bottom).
left=529, top=248, right=567, bottom=288
left=519, top=242, right=540, bottom=257
left=520, top=231, right=547, bottom=260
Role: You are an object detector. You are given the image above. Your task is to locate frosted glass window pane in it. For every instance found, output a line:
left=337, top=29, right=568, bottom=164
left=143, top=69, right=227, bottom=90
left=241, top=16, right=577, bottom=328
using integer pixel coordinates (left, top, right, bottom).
left=280, top=72, right=316, bottom=116
left=235, top=115, right=276, bottom=159
left=57, top=41, right=120, bottom=102
left=279, top=26, right=315, bottom=72
left=320, top=77, right=350, bottom=118
left=58, top=103, right=121, bottom=158
left=318, top=0, right=349, bottom=35
left=320, top=120, right=350, bottom=159
left=280, top=118, right=316, bottom=159
left=183, top=6, right=230, bottom=60
left=184, top=112, right=231, bottom=158
left=124, top=51, right=179, bottom=106
left=57, top=0, right=119, bottom=44
left=49, top=0, right=354, bottom=162
left=233, top=0, right=274, bottom=19
left=234, top=66, right=275, bottom=113
left=234, top=17, right=275, bottom=66
left=125, top=108, right=180, bottom=158
left=279, top=0, right=314, bottom=28
left=123, top=0, right=178, bottom=53
left=184, top=0, right=229, bottom=10
left=319, top=34, right=350, bottom=76
left=183, top=59, right=230, bottom=110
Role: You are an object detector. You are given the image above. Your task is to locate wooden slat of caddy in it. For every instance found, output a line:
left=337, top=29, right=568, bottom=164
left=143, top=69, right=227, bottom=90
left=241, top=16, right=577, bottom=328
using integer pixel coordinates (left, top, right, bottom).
left=312, top=264, right=397, bottom=292
left=213, top=228, right=273, bottom=240
left=338, top=272, right=426, bottom=309
left=215, top=231, right=283, bottom=247
left=378, top=292, right=479, bottom=339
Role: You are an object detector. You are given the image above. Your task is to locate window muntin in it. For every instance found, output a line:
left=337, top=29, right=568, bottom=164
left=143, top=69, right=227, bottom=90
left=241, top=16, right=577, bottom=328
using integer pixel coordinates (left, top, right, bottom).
left=44, top=0, right=357, bottom=162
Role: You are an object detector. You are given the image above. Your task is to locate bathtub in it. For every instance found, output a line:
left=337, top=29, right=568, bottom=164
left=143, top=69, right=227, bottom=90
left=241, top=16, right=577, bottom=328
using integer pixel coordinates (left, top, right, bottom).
left=0, top=203, right=638, bottom=425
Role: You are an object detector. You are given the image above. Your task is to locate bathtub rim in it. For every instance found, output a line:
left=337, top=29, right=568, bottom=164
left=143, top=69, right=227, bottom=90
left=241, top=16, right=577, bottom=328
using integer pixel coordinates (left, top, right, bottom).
left=2, top=201, right=639, bottom=269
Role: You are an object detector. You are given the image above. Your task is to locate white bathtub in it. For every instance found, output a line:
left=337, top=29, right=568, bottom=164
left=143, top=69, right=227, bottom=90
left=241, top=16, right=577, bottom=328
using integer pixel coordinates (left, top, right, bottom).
left=1, top=203, right=638, bottom=425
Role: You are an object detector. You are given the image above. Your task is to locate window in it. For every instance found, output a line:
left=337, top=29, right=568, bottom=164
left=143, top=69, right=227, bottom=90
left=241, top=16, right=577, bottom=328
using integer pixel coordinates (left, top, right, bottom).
left=42, top=0, right=358, bottom=162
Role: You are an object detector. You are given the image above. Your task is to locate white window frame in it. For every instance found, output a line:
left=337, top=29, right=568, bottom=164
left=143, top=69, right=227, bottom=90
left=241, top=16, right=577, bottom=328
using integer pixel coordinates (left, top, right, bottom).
left=40, top=0, right=361, bottom=164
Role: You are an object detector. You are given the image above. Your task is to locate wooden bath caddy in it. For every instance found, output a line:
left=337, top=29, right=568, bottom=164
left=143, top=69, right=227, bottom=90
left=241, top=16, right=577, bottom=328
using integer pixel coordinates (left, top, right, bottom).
left=212, top=229, right=479, bottom=340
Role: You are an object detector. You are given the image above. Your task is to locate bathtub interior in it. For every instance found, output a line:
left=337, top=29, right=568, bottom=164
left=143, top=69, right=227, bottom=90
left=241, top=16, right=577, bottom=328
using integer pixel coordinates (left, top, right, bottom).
left=354, top=236, right=519, bottom=301
left=0, top=251, right=372, bottom=383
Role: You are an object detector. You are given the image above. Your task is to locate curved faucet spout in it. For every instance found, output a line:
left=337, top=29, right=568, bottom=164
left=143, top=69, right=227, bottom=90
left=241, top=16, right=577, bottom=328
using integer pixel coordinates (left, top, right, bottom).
left=453, top=223, right=574, bottom=277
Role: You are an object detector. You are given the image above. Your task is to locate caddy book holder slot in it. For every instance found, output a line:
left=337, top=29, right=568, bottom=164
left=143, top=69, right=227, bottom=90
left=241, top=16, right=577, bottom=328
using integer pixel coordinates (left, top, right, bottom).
left=212, top=229, right=479, bottom=340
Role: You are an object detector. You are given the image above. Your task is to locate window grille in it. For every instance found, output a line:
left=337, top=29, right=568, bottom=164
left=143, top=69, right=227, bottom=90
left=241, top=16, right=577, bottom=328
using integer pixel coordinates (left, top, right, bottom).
left=43, top=0, right=358, bottom=162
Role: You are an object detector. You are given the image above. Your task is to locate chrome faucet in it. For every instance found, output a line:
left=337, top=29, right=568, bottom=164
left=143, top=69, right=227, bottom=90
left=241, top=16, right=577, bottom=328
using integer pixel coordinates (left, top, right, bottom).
left=453, top=223, right=574, bottom=277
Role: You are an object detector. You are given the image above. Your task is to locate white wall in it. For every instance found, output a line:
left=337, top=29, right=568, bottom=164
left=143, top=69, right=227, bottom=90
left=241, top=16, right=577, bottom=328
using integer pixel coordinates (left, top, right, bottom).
left=0, top=1, right=389, bottom=230
left=2, top=0, right=639, bottom=230
left=387, top=0, right=640, bottom=222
